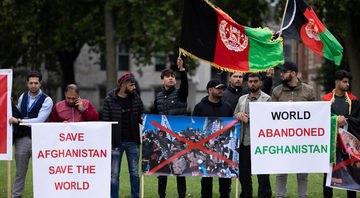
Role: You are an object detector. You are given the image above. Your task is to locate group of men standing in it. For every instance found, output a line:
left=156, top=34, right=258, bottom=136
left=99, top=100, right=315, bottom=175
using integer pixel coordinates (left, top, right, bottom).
left=8, top=59, right=359, bottom=198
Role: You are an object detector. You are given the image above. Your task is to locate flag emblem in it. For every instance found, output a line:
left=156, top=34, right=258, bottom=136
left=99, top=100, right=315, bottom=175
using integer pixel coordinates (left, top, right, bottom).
left=305, top=19, right=320, bottom=41
left=219, top=20, right=248, bottom=52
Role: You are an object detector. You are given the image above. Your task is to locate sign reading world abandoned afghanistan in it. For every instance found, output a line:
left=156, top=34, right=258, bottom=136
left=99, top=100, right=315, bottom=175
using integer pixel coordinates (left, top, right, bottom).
left=250, top=102, right=331, bottom=174
left=142, top=114, right=240, bottom=178
left=32, top=122, right=111, bottom=198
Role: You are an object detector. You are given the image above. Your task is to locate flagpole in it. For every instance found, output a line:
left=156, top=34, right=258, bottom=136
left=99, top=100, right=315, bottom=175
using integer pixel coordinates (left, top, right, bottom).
left=279, top=0, right=290, bottom=37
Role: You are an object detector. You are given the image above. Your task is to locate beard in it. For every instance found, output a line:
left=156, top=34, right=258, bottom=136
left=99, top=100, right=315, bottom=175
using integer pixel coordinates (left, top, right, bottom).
left=281, top=75, right=292, bottom=84
left=339, top=86, right=349, bottom=92
left=250, top=87, right=260, bottom=93
left=125, top=88, right=134, bottom=96
left=211, top=92, right=222, bottom=99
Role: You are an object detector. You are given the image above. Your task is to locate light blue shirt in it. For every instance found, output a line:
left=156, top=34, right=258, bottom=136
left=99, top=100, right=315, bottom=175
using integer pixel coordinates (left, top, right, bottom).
left=16, top=89, right=53, bottom=126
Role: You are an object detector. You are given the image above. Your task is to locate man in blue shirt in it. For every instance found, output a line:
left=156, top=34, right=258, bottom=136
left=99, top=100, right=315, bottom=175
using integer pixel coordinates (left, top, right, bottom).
left=8, top=71, right=53, bottom=198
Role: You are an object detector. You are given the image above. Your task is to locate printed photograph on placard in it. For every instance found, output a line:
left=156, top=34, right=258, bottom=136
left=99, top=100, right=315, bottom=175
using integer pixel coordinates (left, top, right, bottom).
left=141, top=114, right=240, bottom=178
left=326, top=128, right=360, bottom=192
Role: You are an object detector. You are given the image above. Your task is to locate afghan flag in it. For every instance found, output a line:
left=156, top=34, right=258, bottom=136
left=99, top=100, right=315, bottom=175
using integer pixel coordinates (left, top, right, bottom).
left=281, top=0, right=343, bottom=66
left=321, top=91, right=360, bottom=163
left=180, top=0, right=284, bottom=73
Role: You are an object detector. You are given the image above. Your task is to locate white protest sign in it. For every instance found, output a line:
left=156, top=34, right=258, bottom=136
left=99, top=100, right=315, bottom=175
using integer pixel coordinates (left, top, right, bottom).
left=0, top=69, right=12, bottom=160
left=32, top=122, right=111, bottom=198
left=250, top=102, right=330, bottom=174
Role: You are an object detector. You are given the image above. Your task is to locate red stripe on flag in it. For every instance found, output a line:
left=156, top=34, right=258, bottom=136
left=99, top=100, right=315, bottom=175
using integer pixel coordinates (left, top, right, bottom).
left=300, top=8, right=324, bottom=56
left=213, top=14, right=250, bottom=71
left=144, top=119, right=239, bottom=175
left=0, top=75, right=8, bottom=154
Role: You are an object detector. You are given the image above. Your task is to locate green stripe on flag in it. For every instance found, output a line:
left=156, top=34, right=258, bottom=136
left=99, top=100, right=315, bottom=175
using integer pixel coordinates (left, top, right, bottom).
left=245, top=27, right=284, bottom=72
left=318, top=29, right=343, bottom=66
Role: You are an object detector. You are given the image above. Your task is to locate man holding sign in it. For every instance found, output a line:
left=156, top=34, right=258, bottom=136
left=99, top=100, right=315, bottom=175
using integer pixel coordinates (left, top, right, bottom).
left=321, top=70, right=358, bottom=198
left=234, top=73, right=272, bottom=198
left=193, top=79, right=233, bottom=198
left=8, top=71, right=53, bottom=198
left=271, top=62, right=316, bottom=198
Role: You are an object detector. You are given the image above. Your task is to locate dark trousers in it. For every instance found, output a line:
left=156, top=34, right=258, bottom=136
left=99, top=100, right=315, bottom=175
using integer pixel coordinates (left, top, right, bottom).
left=239, top=145, right=271, bottom=198
left=158, top=175, right=186, bottom=198
left=323, top=173, right=356, bottom=198
left=201, top=177, right=231, bottom=198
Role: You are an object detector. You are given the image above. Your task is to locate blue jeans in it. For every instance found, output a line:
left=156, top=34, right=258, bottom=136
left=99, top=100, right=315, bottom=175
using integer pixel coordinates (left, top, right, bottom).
left=111, top=142, right=140, bottom=198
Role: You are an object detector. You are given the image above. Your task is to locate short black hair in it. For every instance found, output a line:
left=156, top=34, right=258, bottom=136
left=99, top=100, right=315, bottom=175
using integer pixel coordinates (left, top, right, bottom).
left=27, top=71, right=42, bottom=82
left=121, top=76, right=136, bottom=86
left=248, top=73, right=262, bottom=80
left=334, top=70, right=352, bottom=81
left=65, top=84, right=79, bottom=94
left=161, top=69, right=175, bottom=79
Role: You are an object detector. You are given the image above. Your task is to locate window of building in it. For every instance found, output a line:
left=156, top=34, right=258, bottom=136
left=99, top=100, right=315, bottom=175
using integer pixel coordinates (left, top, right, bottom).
left=118, top=44, right=130, bottom=71
left=155, top=56, right=166, bottom=71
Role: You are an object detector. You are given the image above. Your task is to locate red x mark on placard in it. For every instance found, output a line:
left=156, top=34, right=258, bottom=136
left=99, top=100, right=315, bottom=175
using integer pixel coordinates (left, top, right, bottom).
left=332, top=132, right=360, bottom=172
left=144, top=119, right=239, bottom=175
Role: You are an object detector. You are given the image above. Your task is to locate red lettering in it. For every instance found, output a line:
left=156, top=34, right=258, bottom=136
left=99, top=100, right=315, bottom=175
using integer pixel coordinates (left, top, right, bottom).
left=60, top=133, right=86, bottom=141
left=78, top=133, right=84, bottom=141
left=76, top=165, right=96, bottom=174
left=54, top=181, right=89, bottom=190
left=37, top=151, right=44, bottom=159
left=281, top=128, right=288, bottom=137
left=311, top=128, right=317, bottom=136
left=318, top=128, right=324, bottom=136
left=52, top=165, right=73, bottom=174
left=273, top=129, right=280, bottom=137
left=304, top=128, right=310, bottom=136
left=266, top=129, right=273, bottom=137
left=49, top=166, right=55, bottom=174
left=45, top=150, right=50, bottom=158
left=258, top=129, right=265, bottom=138
left=59, top=133, right=65, bottom=141
left=289, top=128, right=295, bottom=137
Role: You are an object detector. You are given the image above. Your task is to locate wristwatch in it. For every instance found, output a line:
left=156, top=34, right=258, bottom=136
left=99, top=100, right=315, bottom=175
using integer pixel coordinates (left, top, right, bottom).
left=17, top=118, right=21, bottom=124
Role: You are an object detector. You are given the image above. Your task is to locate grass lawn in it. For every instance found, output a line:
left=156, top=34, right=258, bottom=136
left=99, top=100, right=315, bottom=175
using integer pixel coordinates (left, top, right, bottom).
left=0, top=147, right=351, bottom=198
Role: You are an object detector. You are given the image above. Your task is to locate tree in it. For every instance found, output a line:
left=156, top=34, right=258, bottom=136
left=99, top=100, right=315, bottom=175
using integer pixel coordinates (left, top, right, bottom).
left=0, top=0, right=104, bottom=91
left=1, top=0, right=274, bottom=95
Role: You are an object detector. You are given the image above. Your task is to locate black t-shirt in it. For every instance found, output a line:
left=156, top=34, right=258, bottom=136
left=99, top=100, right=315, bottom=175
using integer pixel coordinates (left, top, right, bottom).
left=331, top=95, right=349, bottom=116
left=117, top=95, right=134, bottom=142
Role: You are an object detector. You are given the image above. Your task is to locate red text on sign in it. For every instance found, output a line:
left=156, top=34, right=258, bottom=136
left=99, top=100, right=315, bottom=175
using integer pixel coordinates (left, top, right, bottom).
left=54, top=181, right=89, bottom=190
left=76, top=165, right=96, bottom=174
left=49, top=165, right=73, bottom=174
left=59, top=133, right=84, bottom=141
left=258, top=128, right=325, bottom=138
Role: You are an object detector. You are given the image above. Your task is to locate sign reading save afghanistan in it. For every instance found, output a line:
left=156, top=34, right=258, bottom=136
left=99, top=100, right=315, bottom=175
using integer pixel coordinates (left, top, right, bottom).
left=32, top=122, right=111, bottom=198
left=249, top=102, right=331, bottom=174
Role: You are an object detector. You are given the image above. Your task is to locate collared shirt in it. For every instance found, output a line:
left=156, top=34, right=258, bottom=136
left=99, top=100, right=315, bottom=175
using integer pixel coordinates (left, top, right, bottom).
left=16, top=89, right=53, bottom=125
left=242, top=93, right=262, bottom=144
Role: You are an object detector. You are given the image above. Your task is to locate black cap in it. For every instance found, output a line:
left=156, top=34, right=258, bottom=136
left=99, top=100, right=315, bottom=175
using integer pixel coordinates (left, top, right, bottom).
left=206, top=79, right=227, bottom=90
left=277, top=61, right=298, bottom=73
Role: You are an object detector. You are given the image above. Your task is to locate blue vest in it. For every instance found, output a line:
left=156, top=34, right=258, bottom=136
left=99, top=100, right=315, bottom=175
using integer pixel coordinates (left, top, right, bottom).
left=19, top=91, right=48, bottom=138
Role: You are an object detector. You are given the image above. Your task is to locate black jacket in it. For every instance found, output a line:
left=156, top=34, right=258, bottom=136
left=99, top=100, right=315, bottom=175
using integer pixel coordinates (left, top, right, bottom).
left=192, top=96, right=233, bottom=117
left=151, top=70, right=188, bottom=115
left=222, top=76, right=273, bottom=109
left=103, top=88, right=145, bottom=146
